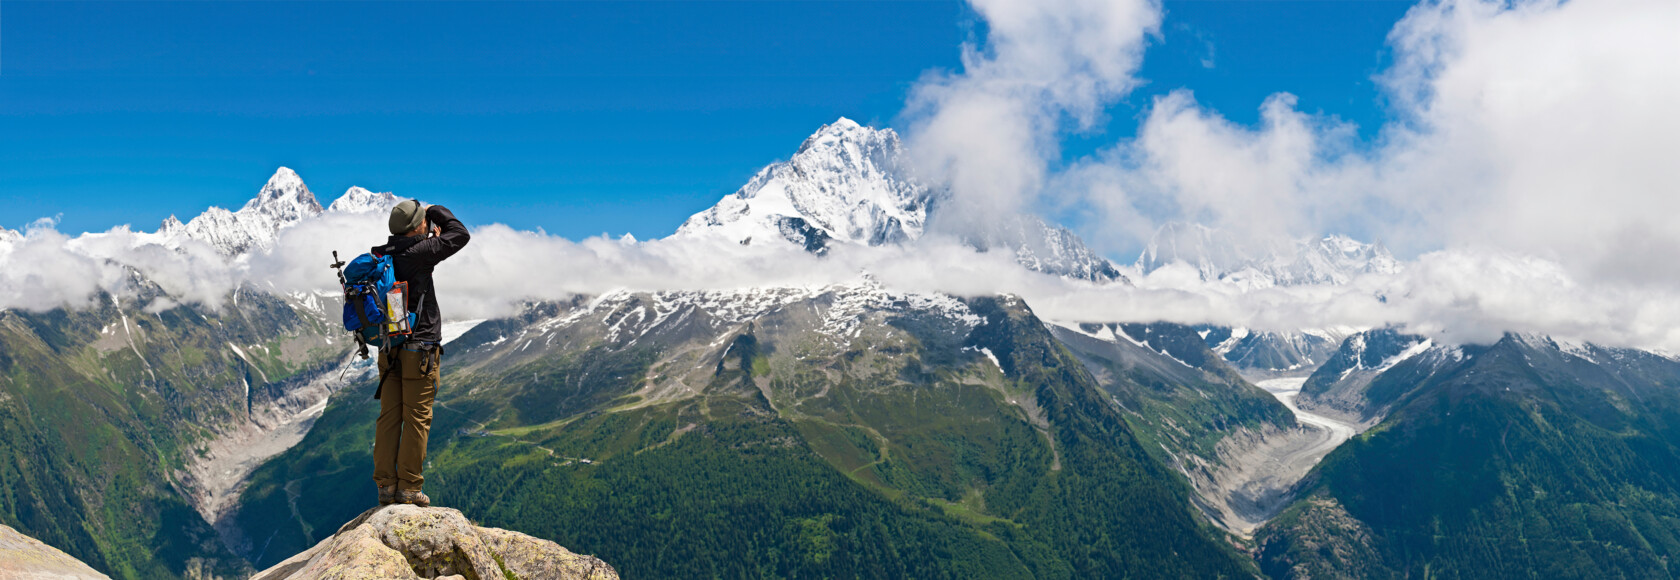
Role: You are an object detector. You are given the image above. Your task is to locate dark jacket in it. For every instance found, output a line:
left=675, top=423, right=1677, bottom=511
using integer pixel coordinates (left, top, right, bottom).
left=372, top=205, right=470, bottom=344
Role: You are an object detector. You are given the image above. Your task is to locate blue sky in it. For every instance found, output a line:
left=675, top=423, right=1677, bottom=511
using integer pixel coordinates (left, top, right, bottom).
left=1, top=0, right=1414, bottom=241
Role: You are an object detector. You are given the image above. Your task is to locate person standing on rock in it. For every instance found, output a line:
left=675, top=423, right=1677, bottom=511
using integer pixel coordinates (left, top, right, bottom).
left=372, top=200, right=470, bottom=507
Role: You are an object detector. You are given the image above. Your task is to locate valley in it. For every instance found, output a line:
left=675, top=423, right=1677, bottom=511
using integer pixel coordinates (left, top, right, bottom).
left=4, top=123, right=1679, bottom=580
left=1181, top=377, right=1362, bottom=535
left=184, top=355, right=361, bottom=522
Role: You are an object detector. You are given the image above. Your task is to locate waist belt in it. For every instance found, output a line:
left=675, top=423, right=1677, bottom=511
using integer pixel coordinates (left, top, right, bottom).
left=401, top=341, right=440, bottom=352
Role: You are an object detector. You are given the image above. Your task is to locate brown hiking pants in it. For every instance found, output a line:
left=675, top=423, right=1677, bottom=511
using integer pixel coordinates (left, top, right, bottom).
left=372, top=347, right=439, bottom=492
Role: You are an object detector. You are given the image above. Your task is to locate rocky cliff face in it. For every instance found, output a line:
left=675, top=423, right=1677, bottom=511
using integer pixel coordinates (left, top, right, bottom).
left=0, top=523, right=111, bottom=579
left=252, top=505, right=616, bottom=580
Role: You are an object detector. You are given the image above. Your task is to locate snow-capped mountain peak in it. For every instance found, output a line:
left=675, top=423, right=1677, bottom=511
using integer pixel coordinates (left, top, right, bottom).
left=673, top=118, right=1125, bottom=283
left=243, top=167, right=323, bottom=221
left=329, top=186, right=401, bottom=214
left=675, top=118, right=931, bottom=249
left=178, top=167, right=326, bottom=256
left=1301, top=234, right=1401, bottom=282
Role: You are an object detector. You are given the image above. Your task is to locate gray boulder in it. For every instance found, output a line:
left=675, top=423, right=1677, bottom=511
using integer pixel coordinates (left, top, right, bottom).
left=252, top=505, right=616, bottom=580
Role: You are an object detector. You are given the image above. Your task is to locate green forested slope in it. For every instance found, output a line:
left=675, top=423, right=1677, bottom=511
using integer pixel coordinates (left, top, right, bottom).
left=0, top=288, right=342, bottom=579
left=1258, top=335, right=1680, bottom=579
left=232, top=291, right=1255, bottom=578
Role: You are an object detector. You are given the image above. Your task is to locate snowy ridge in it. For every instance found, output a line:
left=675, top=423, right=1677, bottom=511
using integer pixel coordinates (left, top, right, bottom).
left=1212, top=327, right=1249, bottom=355
left=1137, top=222, right=1400, bottom=288
left=999, top=218, right=1127, bottom=283
left=97, top=168, right=397, bottom=258
left=1339, top=336, right=1435, bottom=379
left=1047, top=320, right=1198, bottom=369
left=180, top=167, right=325, bottom=255
left=328, top=186, right=401, bottom=214
left=1513, top=333, right=1611, bottom=364
left=1139, top=223, right=1392, bottom=374
left=514, top=280, right=984, bottom=352
left=1113, top=325, right=1195, bottom=368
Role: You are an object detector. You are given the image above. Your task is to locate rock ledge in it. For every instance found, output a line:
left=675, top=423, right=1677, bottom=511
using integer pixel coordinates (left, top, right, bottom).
left=252, top=505, right=617, bottom=580
left=0, top=523, right=111, bottom=579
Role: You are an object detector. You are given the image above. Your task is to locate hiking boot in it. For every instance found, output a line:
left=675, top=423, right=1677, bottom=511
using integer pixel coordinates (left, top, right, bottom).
left=377, top=485, right=396, bottom=506
left=396, top=489, right=431, bottom=507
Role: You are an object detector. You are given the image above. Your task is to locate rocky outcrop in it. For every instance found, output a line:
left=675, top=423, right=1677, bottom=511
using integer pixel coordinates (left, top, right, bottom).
left=251, top=505, right=616, bottom=580
left=1255, top=496, right=1393, bottom=579
left=0, top=523, right=111, bottom=579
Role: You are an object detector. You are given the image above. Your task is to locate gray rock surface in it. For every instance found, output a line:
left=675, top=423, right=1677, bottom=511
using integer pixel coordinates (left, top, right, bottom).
left=251, top=505, right=616, bottom=580
left=0, top=523, right=111, bottom=579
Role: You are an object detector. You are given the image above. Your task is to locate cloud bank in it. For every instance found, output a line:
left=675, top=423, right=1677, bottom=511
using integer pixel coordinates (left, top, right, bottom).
left=1066, top=0, right=1680, bottom=282
left=4, top=0, right=1678, bottom=355
left=901, top=0, right=1160, bottom=239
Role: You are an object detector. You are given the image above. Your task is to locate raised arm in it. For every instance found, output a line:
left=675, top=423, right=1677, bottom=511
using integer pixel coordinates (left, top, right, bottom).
left=411, top=205, right=471, bottom=266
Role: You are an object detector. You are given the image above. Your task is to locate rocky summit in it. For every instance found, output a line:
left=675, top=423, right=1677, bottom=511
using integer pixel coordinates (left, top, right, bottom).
left=251, top=505, right=617, bottom=580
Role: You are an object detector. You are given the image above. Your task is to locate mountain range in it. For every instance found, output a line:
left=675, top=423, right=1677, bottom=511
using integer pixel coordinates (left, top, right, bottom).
left=4, top=119, right=1679, bottom=579
left=1257, top=330, right=1680, bottom=578
left=154, top=169, right=399, bottom=256
left=1129, top=223, right=1401, bottom=378
left=1135, top=222, right=1401, bottom=289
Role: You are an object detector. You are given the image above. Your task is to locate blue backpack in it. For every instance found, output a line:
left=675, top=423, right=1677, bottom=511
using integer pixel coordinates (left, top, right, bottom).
left=333, top=251, right=417, bottom=354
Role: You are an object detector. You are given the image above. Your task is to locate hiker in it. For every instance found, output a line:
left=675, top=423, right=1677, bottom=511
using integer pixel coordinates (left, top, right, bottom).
left=371, top=200, right=470, bottom=507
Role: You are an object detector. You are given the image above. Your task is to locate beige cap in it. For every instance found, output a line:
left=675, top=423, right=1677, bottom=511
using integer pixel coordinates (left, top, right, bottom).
left=389, top=200, right=424, bottom=235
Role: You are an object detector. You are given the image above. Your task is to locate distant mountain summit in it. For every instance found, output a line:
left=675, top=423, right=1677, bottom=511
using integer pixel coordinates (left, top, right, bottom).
left=677, top=118, right=1125, bottom=282
left=327, top=186, right=401, bottom=215
left=1133, top=223, right=1399, bottom=376
left=676, top=118, right=930, bottom=250
left=1137, top=222, right=1400, bottom=288
left=981, top=216, right=1127, bottom=283
left=131, top=169, right=395, bottom=256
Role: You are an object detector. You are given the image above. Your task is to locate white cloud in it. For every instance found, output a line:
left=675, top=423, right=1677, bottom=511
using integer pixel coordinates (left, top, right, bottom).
left=5, top=0, right=1679, bottom=356
left=1078, top=0, right=1680, bottom=276
left=1035, top=0, right=1680, bottom=348
left=901, top=0, right=1161, bottom=239
left=11, top=208, right=1680, bottom=353
left=0, top=220, right=129, bottom=312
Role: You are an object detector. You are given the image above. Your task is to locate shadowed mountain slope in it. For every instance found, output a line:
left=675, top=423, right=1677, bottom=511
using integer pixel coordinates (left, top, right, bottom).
left=1258, top=332, right=1680, bottom=579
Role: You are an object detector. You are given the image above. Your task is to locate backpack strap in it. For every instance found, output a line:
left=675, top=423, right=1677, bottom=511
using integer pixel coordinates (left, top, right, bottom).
left=351, top=285, right=374, bottom=329
left=374, top=334, right=397, bottom=400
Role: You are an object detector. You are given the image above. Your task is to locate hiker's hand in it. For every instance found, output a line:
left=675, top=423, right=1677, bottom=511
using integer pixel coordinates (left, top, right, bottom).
left=431, top=223, right=441, bottom=237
